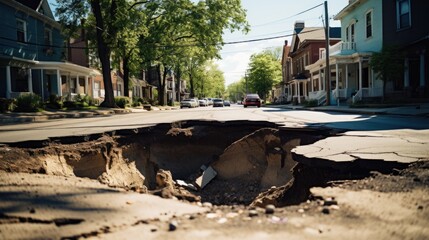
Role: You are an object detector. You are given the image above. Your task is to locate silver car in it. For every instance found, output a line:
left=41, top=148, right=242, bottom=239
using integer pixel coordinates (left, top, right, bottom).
left=180, top=99, right=199, bottom=108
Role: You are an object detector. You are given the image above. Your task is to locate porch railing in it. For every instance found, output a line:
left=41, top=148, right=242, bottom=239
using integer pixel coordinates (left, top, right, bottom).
left=352, top=89, right=362, bottom=103
left=309, top=90, right=327, bottom=106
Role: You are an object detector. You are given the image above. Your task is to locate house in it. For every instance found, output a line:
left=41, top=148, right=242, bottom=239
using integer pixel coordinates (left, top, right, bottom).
left=0, top=0, right=99, bottom=101
left=287, top=21, right=341, bottom=104
left=382, top=0, right=428, bottom=98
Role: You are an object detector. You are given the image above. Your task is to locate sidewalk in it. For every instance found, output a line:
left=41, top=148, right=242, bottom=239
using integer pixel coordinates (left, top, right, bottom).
left=0, top=103, right=427, bottom=124
left=276, top=102, right=429, bottom=117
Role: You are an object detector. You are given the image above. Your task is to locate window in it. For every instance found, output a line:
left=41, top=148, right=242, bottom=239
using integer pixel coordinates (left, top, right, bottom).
left=350, top=23, right=355, bottom=42
left=366, top=10, right=373, bottom=38
left=16, top=19, right=26, bottom=43
left=44, top=28, right=52, bottom=46
left=397, top=0, right=411, bottom=29
left=345, top=26, right=349, bottom=42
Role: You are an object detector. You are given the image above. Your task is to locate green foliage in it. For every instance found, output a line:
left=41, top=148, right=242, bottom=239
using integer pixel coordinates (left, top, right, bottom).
left=0, top=98, right=15, bottom=113
left=46, top=94, right=63, bottom=109
left=193, top=61, right=225, bottom=98
left=114, top=96, right=131, bottom=108
left=14, top=93, right=43, bottom=112
left=303, top=99, right=318, bottom=107
left=370, top=45, right=404, bottom=100
left=225, top=78, right=246, bottom=102
left=247, top=50, right=282, bottom=100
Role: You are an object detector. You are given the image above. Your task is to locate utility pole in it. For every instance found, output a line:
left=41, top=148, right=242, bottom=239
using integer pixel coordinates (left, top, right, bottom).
left=324, top=0, right=331, bottom=105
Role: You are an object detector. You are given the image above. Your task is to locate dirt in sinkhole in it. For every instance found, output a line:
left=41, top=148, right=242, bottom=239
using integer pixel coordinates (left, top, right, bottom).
left=0, top=120, right=417, bottom=207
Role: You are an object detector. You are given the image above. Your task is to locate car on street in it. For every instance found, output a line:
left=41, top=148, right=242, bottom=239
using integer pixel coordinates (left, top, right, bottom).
left=206, top=98, right=214, bottom=106
left=243, top=94, right=261, bottom=108
left=223, top=100, right=231, bottom=107
left=180, top=99, right=199, bottom=108
left=199, top=99, right=208, bottom=107
left=212, top=98, right=224, bottom=107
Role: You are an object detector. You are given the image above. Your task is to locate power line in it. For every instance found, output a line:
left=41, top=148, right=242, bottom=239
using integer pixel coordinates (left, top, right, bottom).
left=252, top=3, right=324, bottom=28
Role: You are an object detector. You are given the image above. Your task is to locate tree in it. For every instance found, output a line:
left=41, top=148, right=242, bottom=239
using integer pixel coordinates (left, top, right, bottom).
left=193, top=61, right=225, bottom=98
left=226, top=78, right=246, bottom=102
left=370, top=45, right=404, bottom=101
left=247, top=50, right=282, bottom=100
left=139, top=0, right=249, bottom=104
left=56, top=0, right=130, bottom=107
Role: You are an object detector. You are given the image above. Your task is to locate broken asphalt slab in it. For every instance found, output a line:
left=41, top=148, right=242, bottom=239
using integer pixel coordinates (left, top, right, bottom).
left=0, top=171, right=207, bottom=240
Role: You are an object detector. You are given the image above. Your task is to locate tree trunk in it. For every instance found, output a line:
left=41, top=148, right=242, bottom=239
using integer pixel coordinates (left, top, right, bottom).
left=91, top=0, right=116, bottom=108
left=156, top=64, right=166, bottom=105
left=123, top=56, right=130, bottom=97
left=189, top=72, right=194, bottom=98
left=175, top=65, right=182, bottom=101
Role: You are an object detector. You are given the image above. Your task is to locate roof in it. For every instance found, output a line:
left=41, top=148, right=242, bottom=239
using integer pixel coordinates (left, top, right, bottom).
left=15, top=0, right=41, bottom=10
left=12, top=0, right=56, bottom=22
left=335, top=0, right=368, bottom=20
left=290, top=27, right=341, bottom=53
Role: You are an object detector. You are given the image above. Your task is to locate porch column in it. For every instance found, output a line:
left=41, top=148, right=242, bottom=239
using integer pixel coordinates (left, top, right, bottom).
left=404, top=58, right=409, bottom=87
left=335, top=63, right=339, bottom=96
left=6, top=66, right=11, bottom=98
left=310, top=73, right=314, bottom=92
left=56, top=69, right=62, bottom=96
left=27, top=69, right=33, bottom=93
left=91, top=76, right=95, bottom=97
left=297, top=81, right=301, bottom=104
left=85, top=76, right=89, bottom=95
left=76, top=75, right=81, bottom=94
left=345, top=64, right=349, bottom=88
left=358, top=58, right=362, bottom=90
left=318, top=69, right=322, bottom=91
left=420, top=51, right=426, bottom=87
left=40, top=70, right=44, bottom=100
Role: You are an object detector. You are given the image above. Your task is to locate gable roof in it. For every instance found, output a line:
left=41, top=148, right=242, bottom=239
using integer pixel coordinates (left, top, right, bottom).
left=11, top=0, right=56, bottom=22
left=290, top=27, right=341, bottom=53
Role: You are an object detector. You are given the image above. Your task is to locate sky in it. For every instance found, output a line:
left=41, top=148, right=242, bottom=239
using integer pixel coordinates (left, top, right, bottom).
left=217, top=0, right=349, bottom=87
left=47, top=0, right=349, bottom=87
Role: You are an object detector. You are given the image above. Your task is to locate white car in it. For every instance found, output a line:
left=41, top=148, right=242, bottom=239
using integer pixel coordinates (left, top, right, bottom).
left=180, top=99, right=199, bottom=108
left=199, top=99, right=208, bottom=106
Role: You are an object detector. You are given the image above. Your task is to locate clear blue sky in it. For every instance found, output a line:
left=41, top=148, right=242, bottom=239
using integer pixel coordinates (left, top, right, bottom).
left=47, top=0, right=349, bottom=86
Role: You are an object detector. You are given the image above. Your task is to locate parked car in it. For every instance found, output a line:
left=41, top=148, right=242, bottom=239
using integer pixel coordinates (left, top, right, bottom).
left=206, top=98, right=214, bottom=106
left=243, top=94, right=261, bottom=108
left=180, top=99, right=199, bottom=108
left=212, top=98, right=224, bottom=107
left=223, top=100, right=231, bottom=107
left=199, top=99, right=208, bottom=106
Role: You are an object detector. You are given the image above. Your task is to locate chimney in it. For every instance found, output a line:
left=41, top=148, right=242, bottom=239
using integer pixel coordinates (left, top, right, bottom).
left=294, top=21, right=305, bottom=34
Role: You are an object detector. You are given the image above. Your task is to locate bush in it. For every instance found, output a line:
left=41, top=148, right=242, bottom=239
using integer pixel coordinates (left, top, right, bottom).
left=46, top=94, right=63, bottom=109
left=80, top=94, right=95, bottom=106
left=14, top=93, right=43, bottom=112
left=0, top=98, right=15, bottom=113
left=303, top=99, right=318, bottom=107
left=114, top=96, right=131, bottom=108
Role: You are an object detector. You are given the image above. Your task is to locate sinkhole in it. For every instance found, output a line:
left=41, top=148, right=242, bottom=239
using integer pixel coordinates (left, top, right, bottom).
left=0, top=120, right=408, bottom=207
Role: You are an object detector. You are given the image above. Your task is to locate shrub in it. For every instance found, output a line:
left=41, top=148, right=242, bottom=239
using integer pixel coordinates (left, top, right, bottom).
left=303, top=99, right=318, bottom=107
left=46, top=94, right=63, bottom=109
left=80, top=94, right=95, bottom=106
left=0, top=98, right=15, bottom=113
left=114, top=96, right=131, bottom=108
left=14, top=93, right=43, bottom=112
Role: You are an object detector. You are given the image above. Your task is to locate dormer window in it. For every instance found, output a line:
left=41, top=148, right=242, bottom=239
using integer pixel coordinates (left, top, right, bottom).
left=16, top=19, right=26, bottom=43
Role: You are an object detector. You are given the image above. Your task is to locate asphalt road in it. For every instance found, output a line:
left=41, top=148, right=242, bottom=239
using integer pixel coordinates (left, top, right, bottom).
left=0, top=104, right=428, bottom=143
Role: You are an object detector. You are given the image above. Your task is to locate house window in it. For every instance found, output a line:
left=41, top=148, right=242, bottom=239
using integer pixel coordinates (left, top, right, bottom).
left=44, top=28, right=52, bottom=46
left=397, top=0, right=411, bottom=29
left=345, top=26, right=349, bottom=42
left=16, top=19, right=26, bottom=43
left=366, top=10, right=373, bottom=38
left=350, top=23, right=355, bottom=42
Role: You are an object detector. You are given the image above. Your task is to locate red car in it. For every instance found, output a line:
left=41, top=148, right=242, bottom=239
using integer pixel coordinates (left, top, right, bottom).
left=243, top=94, right=261, bottom=108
